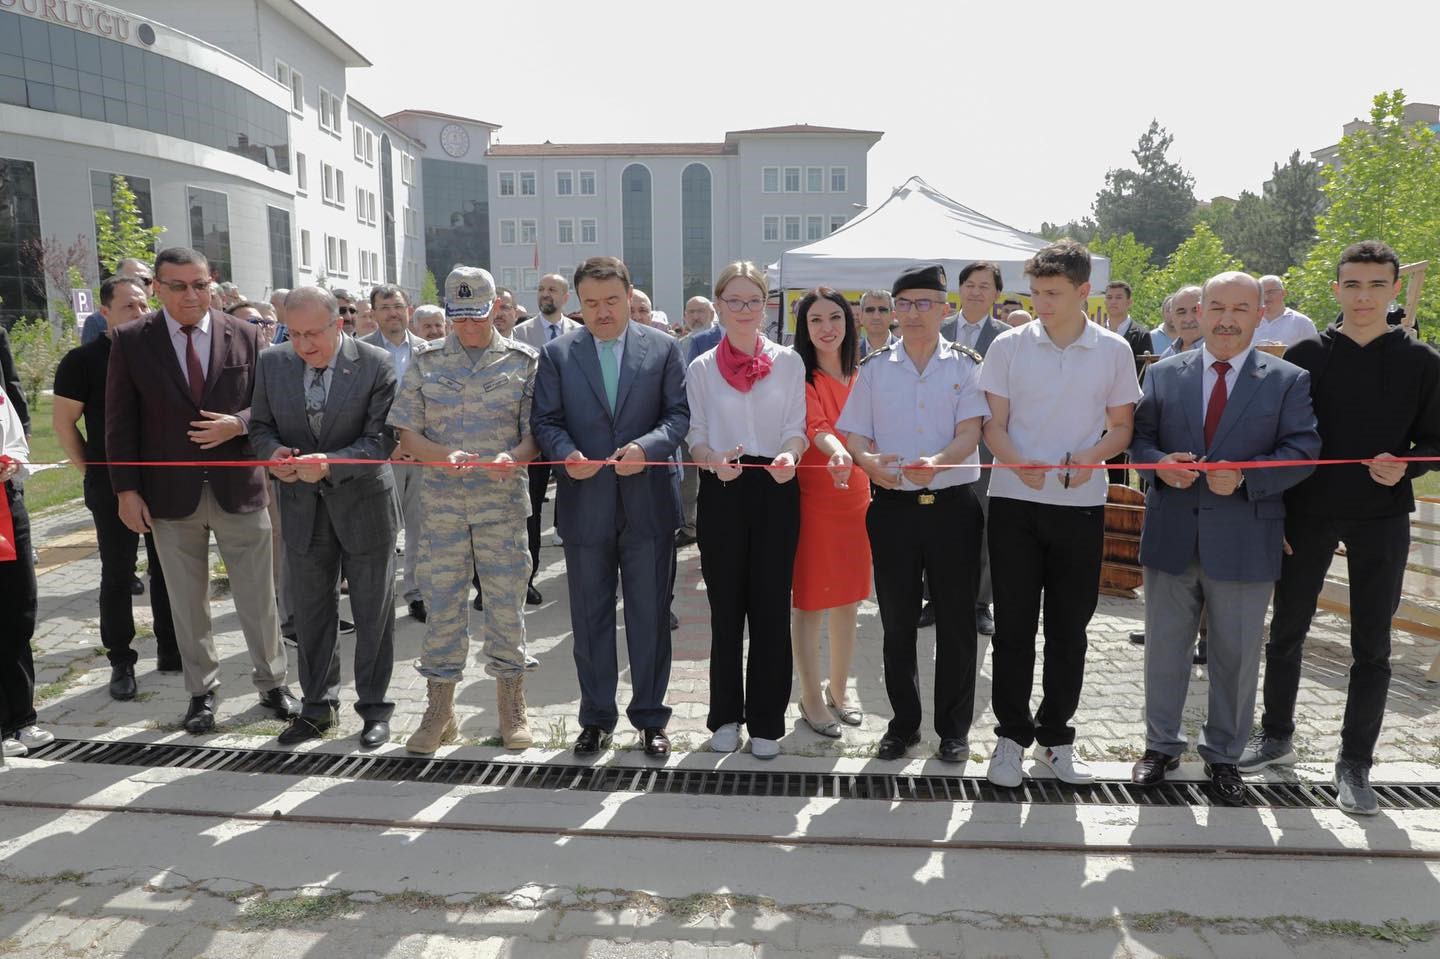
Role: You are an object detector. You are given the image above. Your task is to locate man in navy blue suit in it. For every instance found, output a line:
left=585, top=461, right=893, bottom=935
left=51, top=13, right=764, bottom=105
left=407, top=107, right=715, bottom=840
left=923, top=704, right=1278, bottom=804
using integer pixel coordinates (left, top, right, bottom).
left=531, top=256, right=690, bottom=758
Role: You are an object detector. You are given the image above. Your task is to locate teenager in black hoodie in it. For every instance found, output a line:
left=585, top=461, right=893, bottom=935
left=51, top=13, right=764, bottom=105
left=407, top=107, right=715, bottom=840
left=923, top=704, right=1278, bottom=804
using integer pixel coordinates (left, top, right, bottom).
left=1239, top=241, right=1440, bottom=815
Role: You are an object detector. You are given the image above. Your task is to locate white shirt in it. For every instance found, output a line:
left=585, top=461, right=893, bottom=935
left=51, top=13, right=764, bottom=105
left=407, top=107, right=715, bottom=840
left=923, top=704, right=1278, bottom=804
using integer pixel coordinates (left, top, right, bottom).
left=1201, top=344, right=1251, bottom=425
left=163, top=308, right=211, bottom=380
left=686, top=337, right=807, bottom=459
left=542, top=318, right=567, bottom=342
left=1255, top=308, right=1319, bottom=348
left=836, top=338, right=989, bottom=490
left=0, top=387, right=28, bottom=483
left=979, top=319, right=1142, bottom=506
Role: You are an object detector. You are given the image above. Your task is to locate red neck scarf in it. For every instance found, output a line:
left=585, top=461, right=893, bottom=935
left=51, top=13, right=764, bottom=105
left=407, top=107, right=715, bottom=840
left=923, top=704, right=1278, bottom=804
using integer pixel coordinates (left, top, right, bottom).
left=716, top=334, right=774, bottom=393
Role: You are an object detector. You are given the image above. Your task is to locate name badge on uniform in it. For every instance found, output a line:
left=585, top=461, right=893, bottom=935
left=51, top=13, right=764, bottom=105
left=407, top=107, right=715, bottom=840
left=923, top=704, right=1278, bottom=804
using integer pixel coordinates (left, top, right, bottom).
left=437, top=376, right=464, bottom=391
left=482, top=375, right=510, bottom=393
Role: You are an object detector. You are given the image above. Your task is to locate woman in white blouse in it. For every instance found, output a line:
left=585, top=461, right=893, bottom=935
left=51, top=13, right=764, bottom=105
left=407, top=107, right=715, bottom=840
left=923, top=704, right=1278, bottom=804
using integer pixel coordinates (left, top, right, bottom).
left=686, top=262, right=808, bottom=759
left=1, top=386, right=49, bottom=758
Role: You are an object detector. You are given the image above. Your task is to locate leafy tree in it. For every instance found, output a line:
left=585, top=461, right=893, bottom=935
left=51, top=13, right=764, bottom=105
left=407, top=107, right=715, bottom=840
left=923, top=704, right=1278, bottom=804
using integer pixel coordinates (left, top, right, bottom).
left=420, top=270, right=440, bottom=306
left=1093, top=120, right=1198, bottom=263
left=1090, top=232, right=1159, bottom=323
left=94, top=175, right=165, bottom=276
left=1287, top=90, right=1440, bottom=335
left=1135, top=223, right=1244, bottom=324
left=1200, top=152, right=1322, bottom=278
left=9, top=315, right=77, bottom=409
left=1038, top=217, right=1097, bottom=243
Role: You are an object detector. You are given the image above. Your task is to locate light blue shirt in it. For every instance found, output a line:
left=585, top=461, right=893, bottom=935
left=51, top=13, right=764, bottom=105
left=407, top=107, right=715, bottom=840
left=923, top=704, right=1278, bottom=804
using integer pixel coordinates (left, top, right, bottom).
left=380, top=333, right=414, bottom=382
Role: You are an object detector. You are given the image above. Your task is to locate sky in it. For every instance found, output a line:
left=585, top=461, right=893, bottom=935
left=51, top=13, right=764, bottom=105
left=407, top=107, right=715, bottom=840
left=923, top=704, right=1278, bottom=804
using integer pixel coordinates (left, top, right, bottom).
left=306, top=0, right=1440, bottom=232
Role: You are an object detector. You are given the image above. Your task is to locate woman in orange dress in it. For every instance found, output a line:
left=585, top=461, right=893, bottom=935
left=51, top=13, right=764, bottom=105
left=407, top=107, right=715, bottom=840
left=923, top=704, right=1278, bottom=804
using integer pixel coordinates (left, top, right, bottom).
left=791, top=287, right=871, bottom=737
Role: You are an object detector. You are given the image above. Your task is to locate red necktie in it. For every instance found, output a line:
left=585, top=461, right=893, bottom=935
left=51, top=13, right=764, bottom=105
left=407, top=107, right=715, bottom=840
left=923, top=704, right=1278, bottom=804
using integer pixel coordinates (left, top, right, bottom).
left=180, top=325, right=205, bottom=405
left=1203, top=360, right=1231, bottom=450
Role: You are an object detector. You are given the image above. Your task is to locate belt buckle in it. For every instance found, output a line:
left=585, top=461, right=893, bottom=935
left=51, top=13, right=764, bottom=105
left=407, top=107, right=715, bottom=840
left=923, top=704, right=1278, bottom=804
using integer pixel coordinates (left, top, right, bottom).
left=918, top=492, right=936, bottom=506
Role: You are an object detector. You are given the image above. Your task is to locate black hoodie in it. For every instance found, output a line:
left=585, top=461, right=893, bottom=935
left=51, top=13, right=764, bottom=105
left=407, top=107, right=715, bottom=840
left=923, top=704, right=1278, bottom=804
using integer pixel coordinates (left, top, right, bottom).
left=1283, top=325, right=1440, bottom=519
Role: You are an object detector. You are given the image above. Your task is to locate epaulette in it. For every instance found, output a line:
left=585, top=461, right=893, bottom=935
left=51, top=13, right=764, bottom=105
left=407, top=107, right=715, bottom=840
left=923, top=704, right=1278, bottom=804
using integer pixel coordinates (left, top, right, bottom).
left=415, top=339, right=445, bottom=355
left=858, top=345, right=893, bottom=366
left=505, top=338, right=538, bottom=359
left=953, top=343, right=982, bottom=364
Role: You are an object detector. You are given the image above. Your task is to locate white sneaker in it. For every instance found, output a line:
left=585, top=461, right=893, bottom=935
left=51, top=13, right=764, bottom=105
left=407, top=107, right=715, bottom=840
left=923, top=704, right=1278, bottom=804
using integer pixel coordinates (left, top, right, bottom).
left=15, top=726, right=53, bottom=749
left=1033, top=743, right=1094, bottom=784
left=2, top=737, right=26, bottom=758
left=750, top=737, right=780, bottom=760
left=987, top=736, right=1025, bottom=788
left=709, top=722, right=741, bottom=753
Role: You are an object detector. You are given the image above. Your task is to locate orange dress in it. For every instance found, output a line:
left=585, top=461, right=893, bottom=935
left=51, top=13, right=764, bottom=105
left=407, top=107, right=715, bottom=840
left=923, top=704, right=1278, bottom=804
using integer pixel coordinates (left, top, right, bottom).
left=793, top=371, right=872, bottom=611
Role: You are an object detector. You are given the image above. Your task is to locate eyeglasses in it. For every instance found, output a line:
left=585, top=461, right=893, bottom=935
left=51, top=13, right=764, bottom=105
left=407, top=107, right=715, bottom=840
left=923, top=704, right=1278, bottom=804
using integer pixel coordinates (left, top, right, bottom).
left=720, top=297, right=765, bottom=313
left=893, top=298, right=944, bottom=313
left=158, top=280, right=211, bottom=294
left=861, top=306, right=892, bottom=315
left=133, top=276, right=153, bottom=286
left=337, top=306, right=359, bottom=316
left=450, top=311, right=493, bottom=324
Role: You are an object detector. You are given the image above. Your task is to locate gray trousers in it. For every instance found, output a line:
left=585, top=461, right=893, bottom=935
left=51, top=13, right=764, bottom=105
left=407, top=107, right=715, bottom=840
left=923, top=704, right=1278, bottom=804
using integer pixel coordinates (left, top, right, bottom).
left=267, top=482, right=292, bottom=632
left=1143, top=561, right=1271, bottom=765
left=679, top=439, right=699, bottom=532
left=395, top=464, right=423, bottom=602
left=287, top=496, right=396, bottom=722
left=150, top=484, right=287, bottom=698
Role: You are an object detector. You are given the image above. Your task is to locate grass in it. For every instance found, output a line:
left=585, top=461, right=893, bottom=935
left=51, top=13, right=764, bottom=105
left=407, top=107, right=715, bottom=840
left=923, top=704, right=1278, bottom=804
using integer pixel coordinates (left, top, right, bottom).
left=238, top=893, right=355, bottom=929
left=1416, top=472, right=1440, bottom=499
left=20, top=394, right=85, bottom=513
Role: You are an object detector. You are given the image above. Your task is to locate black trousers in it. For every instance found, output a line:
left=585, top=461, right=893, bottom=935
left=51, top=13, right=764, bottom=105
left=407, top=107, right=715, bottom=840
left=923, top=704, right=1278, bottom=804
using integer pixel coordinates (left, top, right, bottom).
left=0, top=482, right=37, bottom=737
left=698, top=460, right=799, bottom=740
left=1262, top=512, right=1409, bottom=767
left=526, top=463, right=550, bottom=588
left=988, top=496, right=1105, bottom=747
left=85, top=474, right=179, bottom=667
left=868, top=485, right=983, bottom=740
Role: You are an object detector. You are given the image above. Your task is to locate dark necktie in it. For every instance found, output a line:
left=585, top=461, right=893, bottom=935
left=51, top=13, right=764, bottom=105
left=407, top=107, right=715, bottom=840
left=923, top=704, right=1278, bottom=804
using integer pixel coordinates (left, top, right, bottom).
left=547, top=323, right=557, bottom=342
left=180, top=325, right=204, bottom=405
left=306, top=367, right=326, bottom=439
left=1203, top=360, right=1231, bottom=450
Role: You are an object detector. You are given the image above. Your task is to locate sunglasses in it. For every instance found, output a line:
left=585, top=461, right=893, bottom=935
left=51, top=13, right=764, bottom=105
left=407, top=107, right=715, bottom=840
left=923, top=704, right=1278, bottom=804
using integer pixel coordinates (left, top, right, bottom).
left=338, top=306, right=359, bottom=316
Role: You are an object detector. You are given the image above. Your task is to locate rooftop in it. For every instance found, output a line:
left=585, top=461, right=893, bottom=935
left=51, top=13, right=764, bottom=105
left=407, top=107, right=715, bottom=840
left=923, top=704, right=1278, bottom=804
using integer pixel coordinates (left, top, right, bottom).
left=485, top=123, right=884, bottom=159
left=385, top=108, right=503, bottom=130
left=265, top=0, right=370, bottom=68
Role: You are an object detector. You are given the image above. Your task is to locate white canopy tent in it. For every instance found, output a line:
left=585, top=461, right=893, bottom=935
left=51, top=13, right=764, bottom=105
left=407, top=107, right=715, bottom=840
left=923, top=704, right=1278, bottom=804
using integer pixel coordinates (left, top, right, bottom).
left=769, top=176, right=1108, bottom=296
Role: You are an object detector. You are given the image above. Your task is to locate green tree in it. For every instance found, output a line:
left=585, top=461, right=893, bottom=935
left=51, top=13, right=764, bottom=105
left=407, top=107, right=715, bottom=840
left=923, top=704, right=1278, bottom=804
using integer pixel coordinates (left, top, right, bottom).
left=9, top=315, right=77, bottom=410
left=1093, top=120, right=1198, bottom=263
left=1135, top=223, right=1244, bottom=321
left=1203, top=151, right=1322, bottom=278
left=1037, top=217, right=1097, bottom=243
left=1287, top=90, right=1440, bottom=336
left=1090, top=232, right=1159, bottom=323
left=420, top=270, right=440, bottom=306
left=94, top=175, right=165, bottom=275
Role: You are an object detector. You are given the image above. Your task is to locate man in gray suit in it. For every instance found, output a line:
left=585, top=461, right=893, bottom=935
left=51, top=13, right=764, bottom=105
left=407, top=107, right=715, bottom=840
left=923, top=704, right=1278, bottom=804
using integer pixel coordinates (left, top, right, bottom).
left=1128, top=272, right=1319, bottom=804
left=250, top=287, right=400, bottom=748
left=531, top=256, right=689, bottom=758
left=360, top=284, right=430, bottom=623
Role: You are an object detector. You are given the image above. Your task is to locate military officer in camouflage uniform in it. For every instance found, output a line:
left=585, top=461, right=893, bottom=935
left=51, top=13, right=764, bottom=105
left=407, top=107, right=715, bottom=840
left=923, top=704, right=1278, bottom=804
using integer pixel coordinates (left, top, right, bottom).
left=388, top=266, right=539, bottom=753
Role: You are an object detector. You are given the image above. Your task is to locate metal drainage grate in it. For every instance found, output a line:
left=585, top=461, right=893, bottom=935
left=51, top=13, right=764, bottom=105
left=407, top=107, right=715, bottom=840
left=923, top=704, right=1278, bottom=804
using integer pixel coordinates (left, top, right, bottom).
left=22, top=739, right=1440, bottom=812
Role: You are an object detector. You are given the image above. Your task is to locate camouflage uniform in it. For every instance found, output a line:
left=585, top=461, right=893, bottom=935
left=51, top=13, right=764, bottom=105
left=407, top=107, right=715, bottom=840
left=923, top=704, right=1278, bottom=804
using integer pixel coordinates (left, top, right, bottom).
left=388, top=333, right=538, bottom=682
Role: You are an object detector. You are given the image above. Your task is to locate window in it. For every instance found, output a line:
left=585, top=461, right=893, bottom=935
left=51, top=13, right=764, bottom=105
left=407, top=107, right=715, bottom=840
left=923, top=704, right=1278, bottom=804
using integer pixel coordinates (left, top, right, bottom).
left=500, top=267, right=518, bottom=290
left=0, top=158, right=45, bottom=328
left=325, top=234, right=338, bottom=273
left=356, top=185, right=365, bottom=222
left=359, top=247, right=370, bottom=283
left=519, top=171, right=537, bottom=196
left=578, top=170, right=596, bottom=195
left=806, top=215, right=824, bottom=240
left=580, top=218, right=597, bottom=244
left=557, top=218, right=574, bottom=244
left=783, top=166, right=801, bottom=193
left=364, top=130, right=375, bottom=165
left=319, top=86, right=333, bottom=132
left=274, top=59, right=290, bottom=93
left=555, top=170, right=573, bottom=196
left=299, top=228, right=311, bottom=270
left=404, top=206, right=417, bottom=237
left=681, top=163, right=712, bottom=303
left=522, top=268, right=538, bottom=291
left=498, top=218, right=516, bottom=245
left=783, top=215, right=801, bottom=242
left=762, top=215, right=780, bottom=242
left=762, top=167, right=779, bottom=193
left=289, top=69, right=303, bottom=115
left=295, top=151, right=307, bottom=194
left=335, top=169, right=345, bottom=208
left=321, top=162, right=335, bottom=203
left=519, top=218, right=537, bottom=244
left=829, top=214, right=846, bottom=234
left=353, top=122, right=364, bottom=161
left=830, top=166, right=848, bottom=193
left=806, top=167, right=824, bottom=193
left=91, top=172, right=155, bottom=276
left=186, top=186, right=231, bottom=281
left=620, top=163, right=653, bottom=294
left=497, top=171, right=515, bottom=196
left=269, top=207, right=293, bottom=291
left=401, top=152, right=413, bottom=185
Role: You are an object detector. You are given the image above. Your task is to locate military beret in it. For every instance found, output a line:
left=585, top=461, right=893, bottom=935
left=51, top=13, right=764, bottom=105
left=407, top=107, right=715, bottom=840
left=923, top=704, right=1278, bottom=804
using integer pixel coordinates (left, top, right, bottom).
left=892, top=262, right=948, bottom=297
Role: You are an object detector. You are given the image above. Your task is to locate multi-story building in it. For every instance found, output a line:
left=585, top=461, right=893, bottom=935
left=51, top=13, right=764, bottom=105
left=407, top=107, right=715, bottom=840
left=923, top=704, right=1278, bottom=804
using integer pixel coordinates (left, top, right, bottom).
left=1310, top=101, right=1440, bottom=170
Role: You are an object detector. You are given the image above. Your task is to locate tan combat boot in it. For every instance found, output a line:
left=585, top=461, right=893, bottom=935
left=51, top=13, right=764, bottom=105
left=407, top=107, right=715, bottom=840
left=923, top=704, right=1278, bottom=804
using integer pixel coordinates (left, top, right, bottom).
left=405, top=679, right=459, bottom=755
left=497, top=675, right=533, bottom=749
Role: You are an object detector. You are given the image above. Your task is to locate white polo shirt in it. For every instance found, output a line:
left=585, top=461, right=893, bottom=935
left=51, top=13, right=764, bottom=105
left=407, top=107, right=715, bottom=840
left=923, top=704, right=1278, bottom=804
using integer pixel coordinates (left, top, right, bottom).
left=979, top=319, right=1141, bottom=506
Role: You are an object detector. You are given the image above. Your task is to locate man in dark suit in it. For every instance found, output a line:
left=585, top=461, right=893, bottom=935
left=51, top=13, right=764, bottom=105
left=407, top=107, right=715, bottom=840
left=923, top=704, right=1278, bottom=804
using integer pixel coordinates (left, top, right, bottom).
left=106, top=246, right=297, bottom=735
left=250, top=287, right=399, bottom=747
left=1128, top=271, right=1319, bottom=805
left=1103, top=280, right=1154, bottom=485
left=531, top=256, right=689, bottom=758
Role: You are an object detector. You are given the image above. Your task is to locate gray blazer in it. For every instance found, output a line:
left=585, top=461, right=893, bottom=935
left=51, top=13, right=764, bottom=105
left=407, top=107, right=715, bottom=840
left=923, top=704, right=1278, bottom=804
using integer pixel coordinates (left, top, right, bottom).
left=531, top=322, right=689, bottom=547
left=940, top=313, right=1009, bottom=356
left=360, top=328, right=428, bottom=453
left=250, top=334, right=399, bottom=554
left=511, top=315, right=581, bottom=351
left=1129, top=348, right=1320, bottom=582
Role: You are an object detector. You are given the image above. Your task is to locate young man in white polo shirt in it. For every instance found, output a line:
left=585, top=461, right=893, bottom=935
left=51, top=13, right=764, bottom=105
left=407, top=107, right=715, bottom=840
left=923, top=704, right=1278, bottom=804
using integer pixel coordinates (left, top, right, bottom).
left=980, top=240, right=1142, bottom=787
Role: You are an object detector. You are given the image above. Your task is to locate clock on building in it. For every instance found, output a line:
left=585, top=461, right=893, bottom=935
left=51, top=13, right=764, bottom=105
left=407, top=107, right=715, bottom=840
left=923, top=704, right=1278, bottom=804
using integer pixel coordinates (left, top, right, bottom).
left=440, top=123, right=471, bottom=158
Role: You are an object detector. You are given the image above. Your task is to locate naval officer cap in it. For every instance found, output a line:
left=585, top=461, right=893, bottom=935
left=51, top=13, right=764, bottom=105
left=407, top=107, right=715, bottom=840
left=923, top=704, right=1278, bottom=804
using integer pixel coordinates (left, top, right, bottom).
left=444, top=266, right=496, bottom=319
left=892, top=262, right=948, bottom=297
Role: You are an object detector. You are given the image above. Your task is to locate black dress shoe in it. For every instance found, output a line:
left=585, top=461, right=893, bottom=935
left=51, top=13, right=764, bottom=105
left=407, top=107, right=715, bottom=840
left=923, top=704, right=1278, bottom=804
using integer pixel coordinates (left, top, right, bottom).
left=916, top=603, right=936, bottom=629
left=1131, top=749, right=1180, bottom=786
left=669, top=611, right=679, bottom=631
left=1193, top=639, right=1208, bottom=666
left=339, top=619, right=355, bottom=635
left=573, top=725, right=613, bottom=756
left=108, top=664, right=137, bottom=701
left=360, top=720, right=390, bottom=748
left=183, top=692, right=217, bottom=734
left=526, top=584, right=543, bottom=606
left=278, top=715, right=332, bottom=745
left=130, top=575, right=144, bottom=596
left=409, top=600, right=428, bottom=623
left=937, top=737, right=969, bottom=763
left=1206, top=762, right=1247, bottom=806
left=1129, top=632, right=1146, bottom=646
left=675, top=528, right=697, bottom=547
left=281, top=632, right=298, bottom=648
left=876, top=732, right=921, bottom=761
left=642, top=727, right=670, bottom=758
left=472, top=594, right=483, bottom=612
left=258, top=685, right=300, bottom=720
left=975, top=605, right=995, bottom=636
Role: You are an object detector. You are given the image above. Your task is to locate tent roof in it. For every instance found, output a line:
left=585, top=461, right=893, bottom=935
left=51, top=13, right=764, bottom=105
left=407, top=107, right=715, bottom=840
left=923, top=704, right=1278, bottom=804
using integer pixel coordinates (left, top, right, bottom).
left=773, top=176, right=1107, bottom=292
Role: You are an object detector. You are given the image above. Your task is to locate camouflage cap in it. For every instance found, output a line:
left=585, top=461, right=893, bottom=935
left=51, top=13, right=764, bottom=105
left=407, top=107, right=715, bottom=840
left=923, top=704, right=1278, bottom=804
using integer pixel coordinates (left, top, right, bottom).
left=444, top=266, right=496, bottom=319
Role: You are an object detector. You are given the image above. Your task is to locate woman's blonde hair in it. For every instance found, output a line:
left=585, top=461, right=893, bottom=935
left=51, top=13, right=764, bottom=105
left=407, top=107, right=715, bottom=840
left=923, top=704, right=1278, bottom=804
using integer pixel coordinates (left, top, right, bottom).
left=713, top=260, right=768, bottom=301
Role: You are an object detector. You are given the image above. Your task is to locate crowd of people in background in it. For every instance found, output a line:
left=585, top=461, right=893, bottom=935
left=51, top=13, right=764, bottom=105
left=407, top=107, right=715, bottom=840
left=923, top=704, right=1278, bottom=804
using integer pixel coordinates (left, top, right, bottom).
left=2, top=236, right=1438, bottom=822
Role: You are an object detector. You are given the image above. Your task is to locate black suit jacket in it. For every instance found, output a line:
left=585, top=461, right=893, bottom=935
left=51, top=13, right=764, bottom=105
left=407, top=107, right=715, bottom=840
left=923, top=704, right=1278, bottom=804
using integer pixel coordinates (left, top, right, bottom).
left=1117, top=321, right=1153, bottom=377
